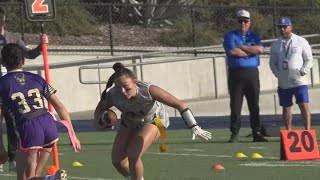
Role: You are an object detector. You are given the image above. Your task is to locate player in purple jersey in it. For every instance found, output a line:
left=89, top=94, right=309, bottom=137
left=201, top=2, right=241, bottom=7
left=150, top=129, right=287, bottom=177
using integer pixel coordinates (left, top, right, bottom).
left=0, top=7, right=50, bottom=172
left=0, top=43, right=81, bottom=180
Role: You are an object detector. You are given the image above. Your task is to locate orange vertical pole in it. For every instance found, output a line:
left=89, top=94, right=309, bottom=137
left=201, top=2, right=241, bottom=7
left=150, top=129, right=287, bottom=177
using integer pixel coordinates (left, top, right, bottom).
left=41, top=30, right=59, bottom=170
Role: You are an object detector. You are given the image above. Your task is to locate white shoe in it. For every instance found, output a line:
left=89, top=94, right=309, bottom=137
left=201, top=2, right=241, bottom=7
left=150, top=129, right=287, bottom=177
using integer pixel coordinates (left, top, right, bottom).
left=0, top=164, right=3, bottom=172
left=9, top=161, right=16, bottom=171
left=55, top=169, right=67, bottom=180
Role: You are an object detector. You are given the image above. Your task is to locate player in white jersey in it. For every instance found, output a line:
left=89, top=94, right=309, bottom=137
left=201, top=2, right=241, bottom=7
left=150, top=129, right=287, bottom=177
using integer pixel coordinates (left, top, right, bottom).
left=94, top=62, right=212, bottom=180
left=269, top=17, right=313, bottom=130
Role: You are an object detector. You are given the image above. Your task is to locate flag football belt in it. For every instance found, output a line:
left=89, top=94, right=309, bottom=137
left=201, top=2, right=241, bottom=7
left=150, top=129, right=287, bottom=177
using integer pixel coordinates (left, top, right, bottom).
left=18, top=108, right=48, bottom=126
left=154, top=115, right=168, bottom=152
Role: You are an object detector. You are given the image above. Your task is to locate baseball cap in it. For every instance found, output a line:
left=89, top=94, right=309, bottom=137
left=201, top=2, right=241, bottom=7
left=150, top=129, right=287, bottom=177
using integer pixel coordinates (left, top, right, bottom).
left=236, top=10, right=250, bottom=19
left=277, top=17, right=292, bottom=26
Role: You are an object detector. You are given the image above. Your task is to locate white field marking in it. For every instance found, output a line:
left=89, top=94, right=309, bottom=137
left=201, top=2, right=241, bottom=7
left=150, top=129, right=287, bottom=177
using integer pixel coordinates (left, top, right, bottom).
left=264, top=156, right=280, bottom=159
left=249, top=146, right=266, bottom=149
left=0, top=173, right=122, bottom=180
left=147, top=152, right=231, bottom=158
left=240, top=162, right=320, bottom=167
left=148, top=151, right=281, bottom=159
left=182, top=148, right=204, bottom=152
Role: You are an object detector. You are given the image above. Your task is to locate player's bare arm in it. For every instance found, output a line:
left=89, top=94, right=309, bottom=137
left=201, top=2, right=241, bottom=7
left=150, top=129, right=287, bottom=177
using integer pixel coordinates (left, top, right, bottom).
left=149, top=85, right=187, bottom=112
left=48, top=94, right=81, bottom=151
left=94, top=92, right=115, bottom=129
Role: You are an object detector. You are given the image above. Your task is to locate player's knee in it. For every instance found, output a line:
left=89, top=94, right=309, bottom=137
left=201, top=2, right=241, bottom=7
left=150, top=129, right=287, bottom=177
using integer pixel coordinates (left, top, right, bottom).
left=112, top=157, right=128, bottom=169
left=127, top=150, right=140, bottom=163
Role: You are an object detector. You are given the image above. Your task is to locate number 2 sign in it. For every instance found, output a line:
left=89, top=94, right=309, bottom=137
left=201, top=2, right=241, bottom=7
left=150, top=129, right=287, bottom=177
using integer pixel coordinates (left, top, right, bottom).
left=24, top=0, right=56, bottom=21
left=280, top=130, right=320, bottom=160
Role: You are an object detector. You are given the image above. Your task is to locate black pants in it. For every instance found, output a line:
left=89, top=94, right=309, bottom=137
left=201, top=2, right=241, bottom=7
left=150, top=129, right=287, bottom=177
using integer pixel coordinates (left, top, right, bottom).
left=3, top=108, right=17, bottom=162
left=228, top=68, right=261, bottom=135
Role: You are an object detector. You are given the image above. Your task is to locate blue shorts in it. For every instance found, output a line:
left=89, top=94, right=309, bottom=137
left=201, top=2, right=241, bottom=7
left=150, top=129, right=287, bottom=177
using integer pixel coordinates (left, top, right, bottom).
left=277, top=85, right=309, bottom=107
left=17, top=112, right=58, bottom=149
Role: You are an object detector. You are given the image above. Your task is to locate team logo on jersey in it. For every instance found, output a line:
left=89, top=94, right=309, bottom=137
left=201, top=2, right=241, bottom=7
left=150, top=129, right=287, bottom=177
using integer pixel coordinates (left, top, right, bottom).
left=14, top=73, right=26, bottom=85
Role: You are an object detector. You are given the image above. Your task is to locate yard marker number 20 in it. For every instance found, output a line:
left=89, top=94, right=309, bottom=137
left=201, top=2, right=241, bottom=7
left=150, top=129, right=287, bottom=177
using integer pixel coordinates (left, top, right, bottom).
left=280, top=130, right=319, bottom=160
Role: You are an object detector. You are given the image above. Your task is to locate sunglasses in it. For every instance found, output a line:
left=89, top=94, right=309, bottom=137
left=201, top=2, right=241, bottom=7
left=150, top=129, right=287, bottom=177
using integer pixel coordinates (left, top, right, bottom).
left=277, top=25, right=288, bottom=29
left=238, top=19, right=250, bottom=24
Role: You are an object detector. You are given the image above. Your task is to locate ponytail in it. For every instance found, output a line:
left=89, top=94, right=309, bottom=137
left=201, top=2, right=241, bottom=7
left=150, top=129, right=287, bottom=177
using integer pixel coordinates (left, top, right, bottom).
left=105, top=62, right=136, bottom=91
left=106, top=74, right=115, bottom=89
left=105, top=62, right=125, bottom=89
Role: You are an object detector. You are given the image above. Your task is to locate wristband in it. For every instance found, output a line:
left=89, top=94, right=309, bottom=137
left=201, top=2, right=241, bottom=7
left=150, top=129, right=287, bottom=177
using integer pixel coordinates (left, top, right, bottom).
left=181, top=108, right=197, bottom=128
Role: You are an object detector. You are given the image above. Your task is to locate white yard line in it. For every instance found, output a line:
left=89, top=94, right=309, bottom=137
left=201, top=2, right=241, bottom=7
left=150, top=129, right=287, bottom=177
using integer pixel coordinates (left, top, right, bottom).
left=240, top=162, right=320, bottom=167
left=182, top=148, right=204, bottom=152
left=249, top=146, right=266, bottom=149
left=241, top=160, right=320, bottom=167
left=147, top=151, right=232, bottom=158
left=0, top=173, right=122, bottom=180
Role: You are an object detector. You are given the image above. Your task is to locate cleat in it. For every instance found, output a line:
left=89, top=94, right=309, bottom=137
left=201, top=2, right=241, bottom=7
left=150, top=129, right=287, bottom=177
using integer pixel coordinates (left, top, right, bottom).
left=9, top=161, right=16, bottom=171
left=55, top=169, right=67, bottom=180
left=0, top=164, right=3, bottom=172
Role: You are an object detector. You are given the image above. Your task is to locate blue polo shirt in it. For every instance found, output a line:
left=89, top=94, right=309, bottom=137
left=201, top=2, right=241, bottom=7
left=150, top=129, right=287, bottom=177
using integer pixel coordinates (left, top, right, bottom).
left=223, top=30, right=263, bottom=69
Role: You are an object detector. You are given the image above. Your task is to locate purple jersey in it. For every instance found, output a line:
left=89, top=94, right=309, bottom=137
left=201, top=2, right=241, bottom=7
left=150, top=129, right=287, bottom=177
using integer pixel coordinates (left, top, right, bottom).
left=0, top=70, right=56, bottom=126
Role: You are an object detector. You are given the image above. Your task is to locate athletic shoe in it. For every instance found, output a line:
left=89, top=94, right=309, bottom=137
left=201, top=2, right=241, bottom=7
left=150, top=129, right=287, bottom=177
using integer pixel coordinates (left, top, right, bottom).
left=228, top=133, right=238, bottom=143
left=253, top=133, right=268, bottom=142
left=9, top=161, right=16, bottom=171
left=55, top=169, right=67, bottom=180
left=0, top=164, right=3, bottom=172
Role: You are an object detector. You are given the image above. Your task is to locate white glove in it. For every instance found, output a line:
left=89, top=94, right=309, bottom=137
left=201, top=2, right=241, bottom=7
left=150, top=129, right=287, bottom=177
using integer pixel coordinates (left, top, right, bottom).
left=191, top=125, right=212, bottom=140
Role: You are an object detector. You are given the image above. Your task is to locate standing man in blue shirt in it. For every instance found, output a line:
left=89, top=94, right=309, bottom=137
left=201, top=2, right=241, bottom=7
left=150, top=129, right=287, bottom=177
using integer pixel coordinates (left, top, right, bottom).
left=223, top=9, right=268, bottom=143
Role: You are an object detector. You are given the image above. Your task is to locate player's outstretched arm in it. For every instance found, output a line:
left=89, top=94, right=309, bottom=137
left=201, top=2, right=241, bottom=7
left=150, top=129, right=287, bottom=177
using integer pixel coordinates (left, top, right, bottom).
left=16, top=34, right=49, bottom=59
left=149, top=85, right=212, bottom=140
left=48, top=94, right=81, bottom=152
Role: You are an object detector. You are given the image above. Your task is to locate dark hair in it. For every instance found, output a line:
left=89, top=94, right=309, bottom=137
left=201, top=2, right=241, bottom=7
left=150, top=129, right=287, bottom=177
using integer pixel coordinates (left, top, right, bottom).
left=105, top=62, right=136, bottom=89
left=1, top=43, right=25, bottom=69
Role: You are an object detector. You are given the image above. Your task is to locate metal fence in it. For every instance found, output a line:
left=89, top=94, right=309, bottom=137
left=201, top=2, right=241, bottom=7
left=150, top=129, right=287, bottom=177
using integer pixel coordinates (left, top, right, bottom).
left=1, top=3, right=320, bottom=55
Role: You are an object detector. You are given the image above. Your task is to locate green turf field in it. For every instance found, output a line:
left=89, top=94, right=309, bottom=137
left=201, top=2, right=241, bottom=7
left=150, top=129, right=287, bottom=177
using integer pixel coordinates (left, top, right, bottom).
left=1, top=127, right=320, bottom=180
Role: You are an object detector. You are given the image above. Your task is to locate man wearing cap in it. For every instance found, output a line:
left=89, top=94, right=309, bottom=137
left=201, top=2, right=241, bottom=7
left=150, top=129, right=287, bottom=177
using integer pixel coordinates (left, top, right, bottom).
left=223, top=9, right=268, bottom=143
left=269, top=17, right=313, bottom=130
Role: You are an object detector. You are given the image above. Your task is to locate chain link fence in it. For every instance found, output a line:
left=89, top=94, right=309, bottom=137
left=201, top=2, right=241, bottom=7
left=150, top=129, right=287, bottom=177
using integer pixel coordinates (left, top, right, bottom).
left=1, top=3, right=320, bottom=55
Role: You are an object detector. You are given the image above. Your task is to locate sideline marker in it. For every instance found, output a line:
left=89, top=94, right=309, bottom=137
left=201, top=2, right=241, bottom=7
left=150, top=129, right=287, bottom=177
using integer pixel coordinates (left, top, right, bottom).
left=280, top=130, right=320, bottom=160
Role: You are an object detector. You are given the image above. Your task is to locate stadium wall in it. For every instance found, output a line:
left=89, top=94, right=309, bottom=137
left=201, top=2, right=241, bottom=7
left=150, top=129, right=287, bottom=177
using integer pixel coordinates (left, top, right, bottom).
left=24, top=54, right=320, bottom=119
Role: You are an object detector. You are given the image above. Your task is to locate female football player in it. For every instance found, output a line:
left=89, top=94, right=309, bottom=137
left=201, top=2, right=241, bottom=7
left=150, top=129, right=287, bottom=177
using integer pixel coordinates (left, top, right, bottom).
left=94, top=62, right=212, bottom=180
left=0, top=43, right=81, bottom=180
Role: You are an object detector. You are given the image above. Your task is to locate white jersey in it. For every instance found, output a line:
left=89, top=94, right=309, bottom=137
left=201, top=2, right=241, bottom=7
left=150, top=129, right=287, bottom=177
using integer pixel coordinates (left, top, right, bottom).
left=109, top=81, right=170, bottom=129
left=269, top=33, right=313, bottom=89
